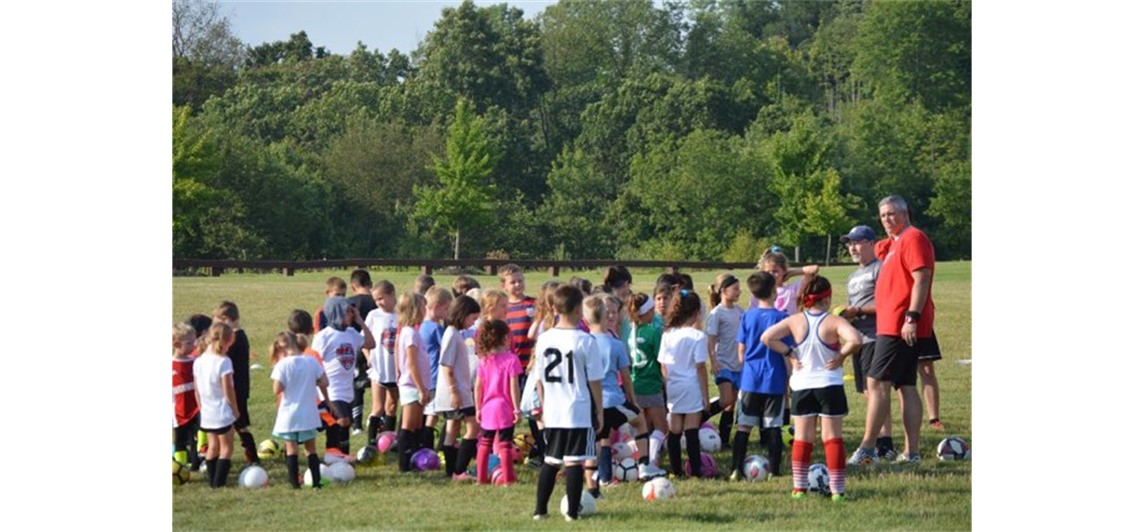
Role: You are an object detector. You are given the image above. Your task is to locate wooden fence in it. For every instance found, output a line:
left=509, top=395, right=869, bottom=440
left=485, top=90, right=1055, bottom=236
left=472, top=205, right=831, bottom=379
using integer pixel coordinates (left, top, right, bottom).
left=172, top=258, right=765, bottom=278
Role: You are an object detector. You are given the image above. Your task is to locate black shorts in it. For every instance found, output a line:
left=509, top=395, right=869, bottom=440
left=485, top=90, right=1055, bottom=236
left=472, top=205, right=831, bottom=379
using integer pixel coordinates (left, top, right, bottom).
left=380, top=382, right=398, bottom=390
left=790, top=386, right=848, bottom=418
left=916, top=333, right=943, bottom=362
left=234, top=396, right=251, bottom=430
left=600, top=402, right=641, bottom=440
left=737, top=391, right=785, bottom=428
left=202, top=424, right=234, bottom=435
left=173, top=414, right=200, bottom=448
left=329, top=400, right=352, bottom=421
left=853, top=342, right=876, bottom=393
left=440, top=407, right=477, bottom=421
left=869, top=336, right=920, bottom=388
left=544, top=427, right=597, bottom=465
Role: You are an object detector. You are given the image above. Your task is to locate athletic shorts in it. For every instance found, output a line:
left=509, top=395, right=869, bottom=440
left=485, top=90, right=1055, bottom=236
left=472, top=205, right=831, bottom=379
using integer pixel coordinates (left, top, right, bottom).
left=869, top=336, right=920, bottom=388
left=272, top=430, right=318, bottom=443
left=853, top=342, right=876, bottom=394
left=916, top=333, right=943, bottom=362
left=202, top=424, right=234, bottom=435
left=399, top=388, right=434, bottom=407
left=737, top=391, right=785, bottom=429
left=439, top=406, right=477, bottom=421
left=790, top=385, right=849, bottom=418
left=635, top=393, right=665, bottom=410
left=234, top=396, right=251, bottom=430
left=329, top=400, right=352, bottom=421
left=380, top=382, right=398, bottom=390
left=715, top=369, right=742, bottom=387
left=544, top=427, right=596, bottom=465
left=600, top=401, right=642, bottom=440
left=424, top=389, right=438, bottom=415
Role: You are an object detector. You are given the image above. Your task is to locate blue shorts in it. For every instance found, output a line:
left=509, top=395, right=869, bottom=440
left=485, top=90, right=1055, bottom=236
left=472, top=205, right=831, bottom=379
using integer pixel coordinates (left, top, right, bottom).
left=715, top=369, right=741, bottom=387
left=272, top=430, right=318, bottom=443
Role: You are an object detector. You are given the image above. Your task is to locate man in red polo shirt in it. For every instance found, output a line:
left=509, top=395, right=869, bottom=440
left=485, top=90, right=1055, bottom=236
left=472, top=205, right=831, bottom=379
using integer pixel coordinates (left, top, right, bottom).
left=848, top=195, right=940, bottom=465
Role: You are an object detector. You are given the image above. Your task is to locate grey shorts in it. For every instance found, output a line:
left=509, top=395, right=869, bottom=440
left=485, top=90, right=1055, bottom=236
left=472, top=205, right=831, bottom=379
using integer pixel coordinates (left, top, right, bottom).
left=635, top=393, right=665, bottom=410
left=737, top=391, right=785, bottom=429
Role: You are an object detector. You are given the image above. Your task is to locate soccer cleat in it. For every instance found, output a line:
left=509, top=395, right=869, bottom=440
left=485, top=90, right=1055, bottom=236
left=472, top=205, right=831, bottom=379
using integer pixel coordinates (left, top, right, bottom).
left=729, top=470, right=741, bottom=482
left=451, top=472, right=475, bottom=481
left=847, top=447, right=879, bottom=466
left=896, top=453, right=921, bottom=464
left=351, top=427, right=363, bottom=436
left=832, top=493, right=848, bottom=502
left=533, top=514, right=548, bottom=520
left=638, top=463, right=668, bottom=480
left=565, top=515, right=578, bottom=522
left=791, top=489, right=807, bottom=499
left=930, top=419, right=946, bottom=431
left=878, top=447, right=899, bottom=462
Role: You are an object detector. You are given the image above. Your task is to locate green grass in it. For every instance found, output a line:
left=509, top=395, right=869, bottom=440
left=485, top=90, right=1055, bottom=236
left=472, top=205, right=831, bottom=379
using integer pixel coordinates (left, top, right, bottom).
left=173, top=263, right=971, bottom=531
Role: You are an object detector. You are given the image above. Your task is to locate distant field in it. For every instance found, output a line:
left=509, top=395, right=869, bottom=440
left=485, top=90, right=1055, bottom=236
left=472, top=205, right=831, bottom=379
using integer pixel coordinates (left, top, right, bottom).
left=173, top=262, right=971, bottom=531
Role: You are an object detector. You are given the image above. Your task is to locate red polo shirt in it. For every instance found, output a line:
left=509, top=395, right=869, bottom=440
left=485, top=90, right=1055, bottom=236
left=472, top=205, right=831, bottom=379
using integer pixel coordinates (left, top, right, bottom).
left=874, top=226, right=936, bottom=338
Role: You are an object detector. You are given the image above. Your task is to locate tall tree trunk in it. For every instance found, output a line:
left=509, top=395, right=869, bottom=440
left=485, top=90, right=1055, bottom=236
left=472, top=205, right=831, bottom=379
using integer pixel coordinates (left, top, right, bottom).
left=454, top=230, right=461, bottom=261
left=825, top=234, right=831, bottom=267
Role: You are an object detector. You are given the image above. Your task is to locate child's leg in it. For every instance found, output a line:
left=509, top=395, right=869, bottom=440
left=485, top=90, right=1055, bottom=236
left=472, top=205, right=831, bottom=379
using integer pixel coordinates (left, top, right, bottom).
left=285, top=439, right=301, bottom=489
left=718, top=383, right=736, bottom=446
left=667, top=414, right=684, bottom=476
left=302, top=439, right=321, bottom=489
left=368, top=382, right=385, bottom=445
left=352, top=384, right=366, bottom=432
left=527, top=418, right=545, bottom=461
left=822, top=417, right=846, bottom=496
left=204, top=431, right=220, bottom=485
left=441, top=418, right=460, bottom=476
left=731, top=425, right=751, bottom=478
left=629, top=414, right=650, bottom=463
left=496, top=427, right=516, bottom=484
left=423, top=414, right=439, bottom=450
left=534, top=461, right=559, bottom=517
left=384, top=387, right=399, bottom=431
left=214, top=429, right=235, bottom=488
left=791, top=416, right=816, bottom=494
left=455, top=417, right=479, bottom=477
left=398, top=403, right=423, bottom=472
left=645, top=406, right=668, bottom=467
left=683, top=413, right=702, bottom=477
left=564, top=460, right=586, bottom=519
left=597, top=439, right=612, bottom=486
left=476, top=429, right=494, bottom=484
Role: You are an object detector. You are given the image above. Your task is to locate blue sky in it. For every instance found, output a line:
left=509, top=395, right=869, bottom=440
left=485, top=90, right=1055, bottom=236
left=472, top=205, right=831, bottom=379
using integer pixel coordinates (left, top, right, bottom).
left=220, top=0, right=559, bottom=56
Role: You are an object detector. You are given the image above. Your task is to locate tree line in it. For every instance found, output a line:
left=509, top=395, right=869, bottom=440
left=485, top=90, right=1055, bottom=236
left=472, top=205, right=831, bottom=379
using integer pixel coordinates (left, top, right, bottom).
left=172, top=0, right=971, bottom=263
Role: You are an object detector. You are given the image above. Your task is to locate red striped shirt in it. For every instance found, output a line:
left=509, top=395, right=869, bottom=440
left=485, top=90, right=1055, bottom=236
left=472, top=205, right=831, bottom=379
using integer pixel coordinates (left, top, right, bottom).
left=506, top=297, right=536, bottom=365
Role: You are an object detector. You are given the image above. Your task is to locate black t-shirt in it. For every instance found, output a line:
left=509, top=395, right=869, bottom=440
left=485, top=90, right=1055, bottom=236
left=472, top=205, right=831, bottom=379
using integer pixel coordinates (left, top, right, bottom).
left=227, top=329, right=251, bottom=401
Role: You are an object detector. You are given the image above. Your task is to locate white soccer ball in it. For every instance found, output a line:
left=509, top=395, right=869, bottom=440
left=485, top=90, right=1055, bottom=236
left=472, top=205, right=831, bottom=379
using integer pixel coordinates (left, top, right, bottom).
left=743, top=455, right=771, bottom=481
left=238, top=465, right=269, bottom=489
left=560, top=491, right=598, bottom=517
left=303, top=463, right=331, bottom=487
left=698, top=427, right=721, bottom=453
left=937, top=436, right=970, bottom=460
left=324, top=451, right=353, bottom=465
left=328, top=461, right=356, bottom=484
left=611, top=440, right=634, bottom=461
left=642, top=477, right=675, bottom=500
left=808, top=463, right=830, bottom=494
left=614, top=457, right=639, bottom=482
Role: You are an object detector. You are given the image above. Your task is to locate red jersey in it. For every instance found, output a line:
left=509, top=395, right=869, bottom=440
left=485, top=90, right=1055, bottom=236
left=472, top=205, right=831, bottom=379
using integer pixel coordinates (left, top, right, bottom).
left=506, top=297, right=536, bottom=367
left=874, top=226, right=936, bottom=337
left=172, top=358, right=199, bottom=426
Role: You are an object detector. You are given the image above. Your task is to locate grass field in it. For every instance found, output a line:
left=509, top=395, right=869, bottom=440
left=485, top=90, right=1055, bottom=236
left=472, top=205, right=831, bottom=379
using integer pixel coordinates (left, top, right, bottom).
left=172, top=262, right=971, bottom=531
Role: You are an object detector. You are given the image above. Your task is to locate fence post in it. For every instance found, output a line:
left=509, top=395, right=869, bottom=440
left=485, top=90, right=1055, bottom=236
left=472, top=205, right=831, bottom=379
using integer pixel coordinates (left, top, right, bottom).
left=548, top=266, right=560, bottom=277
left=210, top=266, right=223, bottom=277
left=283, top=268, right=295, bottom=277
left=486, top=265, right=498, bottom=276
left=664, top=266, right=679, bottom=275
left=421, top=265, right=433, bottom=276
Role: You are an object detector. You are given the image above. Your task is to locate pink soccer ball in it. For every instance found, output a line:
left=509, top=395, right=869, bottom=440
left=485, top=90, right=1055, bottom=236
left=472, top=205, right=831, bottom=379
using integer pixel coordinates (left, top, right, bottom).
left=376, top=431, right=398, bottom=454
left=684, top=452, right=718, bottom=478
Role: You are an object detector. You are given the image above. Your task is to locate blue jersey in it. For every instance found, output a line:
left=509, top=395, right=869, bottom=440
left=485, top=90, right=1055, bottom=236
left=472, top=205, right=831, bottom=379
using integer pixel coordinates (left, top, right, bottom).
left=737, top=308, right=791, bottom=395
left=593, top=333, right=631, bottom=408
left=420, top=320, right=444, bottom=389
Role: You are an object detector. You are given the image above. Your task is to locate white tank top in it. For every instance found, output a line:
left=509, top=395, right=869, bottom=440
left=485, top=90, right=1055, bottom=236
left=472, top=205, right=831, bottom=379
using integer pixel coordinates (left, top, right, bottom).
left=789, top=311, right=844, bottom=391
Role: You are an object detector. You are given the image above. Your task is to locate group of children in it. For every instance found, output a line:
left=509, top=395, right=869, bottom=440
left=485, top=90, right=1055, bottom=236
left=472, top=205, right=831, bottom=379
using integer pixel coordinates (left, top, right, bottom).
left=173, top=253, right=867, bottom=507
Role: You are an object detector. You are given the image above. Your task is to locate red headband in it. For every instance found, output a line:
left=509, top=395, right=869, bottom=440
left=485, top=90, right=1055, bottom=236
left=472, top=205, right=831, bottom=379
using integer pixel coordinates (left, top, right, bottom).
left=803, top=289, right=832, bottom=308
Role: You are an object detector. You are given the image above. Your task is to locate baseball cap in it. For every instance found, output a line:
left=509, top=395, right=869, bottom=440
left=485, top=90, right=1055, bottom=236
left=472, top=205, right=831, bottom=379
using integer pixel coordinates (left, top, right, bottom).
left=839, top=225, right=877, bottom=244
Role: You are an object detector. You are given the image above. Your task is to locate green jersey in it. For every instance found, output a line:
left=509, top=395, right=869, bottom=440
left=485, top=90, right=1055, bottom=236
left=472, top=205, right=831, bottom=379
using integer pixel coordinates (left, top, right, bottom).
left=629, top=315, right=664, bottom=396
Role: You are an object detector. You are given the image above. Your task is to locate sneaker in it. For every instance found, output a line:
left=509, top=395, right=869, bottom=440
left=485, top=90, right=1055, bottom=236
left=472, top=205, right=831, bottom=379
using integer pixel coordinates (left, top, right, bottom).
left=832, top=493, right=848, bottom=502
left=847, top=447, right=879, bottom=466
left=896, top=453, right=921, bottom=464
left=351, top=427, right=363, bottom=436
left=451, top=472, right=475, bottom=481
left=527, top=457, right=543, bottom=469
left=878, top=447, right=899, bottom=462
left=729, top=470, right=741, bottom=481
left=929, top=419, right=946, bottom=431
left=638, top=463, right=668, bottom=480
left=565, top=515, right=577, bottom=522
left=533, top=514, right=548, bottom=521
left=791, top=489, right=807, bottom=499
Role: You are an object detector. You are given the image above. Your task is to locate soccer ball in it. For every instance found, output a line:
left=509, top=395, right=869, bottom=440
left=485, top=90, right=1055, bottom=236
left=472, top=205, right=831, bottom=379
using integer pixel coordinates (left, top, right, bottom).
left=324, top=449, right=353, bottom=465
left=238, top=465, right=269, bottom=489
left=699, top=421, right=716, bottom=432
left=491, top=465, right=514, bottom=485
left=304, top=464, right=332, bottom=487
left=328, top=461, right=356, bottom=484
left=376, top=431, right=398, bottom=453
left=937, top=436, right=970, bottom=460
left=614, top=457, right=639, bottom=482
left=514, top=433, right=535, bottom=456
left=684, top=452, right=718, bottom=478
left=808, top=463, right=830, bottom=495
left=561, top=491, right=598, bottom=517
left=412, top=448, right=440, bottom=471
left=257, top=439, right=282, bottom=460
left=611, top=439, right=634, bottom=461
left=356, top=445, right=379, bottom=465
left=782, top=425, right=795, bottom=448
left=173, top=459, right=191, bottom=486
left=642, top=477, right=675, bottom=500
left=698, top=427, right=721, bottom=453
left=743, top=455, right=771, bottom=481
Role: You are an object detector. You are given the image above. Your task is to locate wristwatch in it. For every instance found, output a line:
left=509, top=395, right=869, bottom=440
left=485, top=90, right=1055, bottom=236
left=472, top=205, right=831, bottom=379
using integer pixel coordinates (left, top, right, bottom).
left=904, top=311, right=920, bottom=324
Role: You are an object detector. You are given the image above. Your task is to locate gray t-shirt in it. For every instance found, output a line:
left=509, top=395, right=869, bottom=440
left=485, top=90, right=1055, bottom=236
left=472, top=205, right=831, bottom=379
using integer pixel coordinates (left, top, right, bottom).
left=847, top=259, right=882, bottom=342
left=705, top=304, right=744, bottom=372
left=433, top=326, right=474, bottom=411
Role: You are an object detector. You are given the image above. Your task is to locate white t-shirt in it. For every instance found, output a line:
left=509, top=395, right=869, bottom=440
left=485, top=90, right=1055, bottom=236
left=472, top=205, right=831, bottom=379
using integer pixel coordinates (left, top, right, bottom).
left=657, top=327, right=708, bottom=414
left=270, top=355, right=324, bottom=433
left=705, top=304, right=744, bottom=371
left=434, top=326, right=474, bottom=411
left=532, top=327, right=605, bottom=428
left=364, top=309, right=398, bottom=383
left=789, top=312, right=845, bottom=391
left=193, top=353, right=236, bottom=430
left=396, top=325, right=429, bottom=391
left=312, top=326, right=365, bottom=403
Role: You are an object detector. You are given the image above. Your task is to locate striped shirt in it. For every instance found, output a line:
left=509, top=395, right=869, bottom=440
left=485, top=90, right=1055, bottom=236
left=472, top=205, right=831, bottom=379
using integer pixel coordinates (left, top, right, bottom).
left=506, top=297, right=536, bottom=366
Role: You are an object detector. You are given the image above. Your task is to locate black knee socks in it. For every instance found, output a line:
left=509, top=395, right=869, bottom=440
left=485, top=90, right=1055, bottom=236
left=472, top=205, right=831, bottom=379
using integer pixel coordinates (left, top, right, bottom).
left=732, top=431, right=750, bottom=477
left=764, top=427, right=783, bottom=476
left=566, top=465, right=586, bottom=519
left=238, top=431, right=259, bottom=464
left=684, top=428, right=701, bottom=477
left=457, top=438, right=478, bottom=475
left=667, top=432, right=683, bottom=476
left=529, top=419, right=545, bottom=457
left=421, top=426, right=435, bottom=451
left=287, top=455, right=301, bottom=489
left=205, top=458, right=217, bottom=486
left=636, top=432, right=651, bottom=465
left=368, top=416, right=382, bottom=445
left=384, top=415, right=396, bottom=432
left=213, top=458, right=231, bottom=488
left=397, top=429, right=414, bottom=472
left=308, top=454, right=322, bottom=488
left=442, top=446, right=458, bottom=477
left=719, top=410, right=734, bottom=446
left=535, top=463, right=560, bottom=516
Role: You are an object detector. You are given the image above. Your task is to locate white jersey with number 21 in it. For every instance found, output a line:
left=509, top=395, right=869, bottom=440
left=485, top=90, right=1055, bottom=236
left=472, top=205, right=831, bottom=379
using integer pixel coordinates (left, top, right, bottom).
left=532, top=327, right=605, bottom=429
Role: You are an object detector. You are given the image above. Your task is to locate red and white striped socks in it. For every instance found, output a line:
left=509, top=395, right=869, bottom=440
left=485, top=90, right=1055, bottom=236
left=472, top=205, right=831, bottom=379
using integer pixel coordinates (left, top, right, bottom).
left=825, top=438, right=846, bottom=496
left=791, top=440, right=813, bottom=491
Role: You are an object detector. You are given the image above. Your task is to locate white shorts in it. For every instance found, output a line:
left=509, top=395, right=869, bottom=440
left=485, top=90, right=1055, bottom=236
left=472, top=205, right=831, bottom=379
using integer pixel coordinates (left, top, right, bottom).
left=399, top=387, right=434, bottom=407
left=665, top=379, right=704, bottom=415
left=372, top=351, right=397, bottom=385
